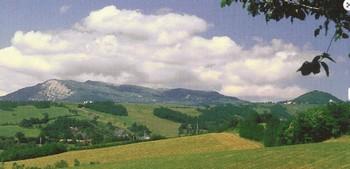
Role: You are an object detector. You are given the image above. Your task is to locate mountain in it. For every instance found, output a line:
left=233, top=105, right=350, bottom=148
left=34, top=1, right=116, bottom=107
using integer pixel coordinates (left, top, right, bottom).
left=290, top=90, right=343, bottom=104
left=0, top=79, right=245, bottom=105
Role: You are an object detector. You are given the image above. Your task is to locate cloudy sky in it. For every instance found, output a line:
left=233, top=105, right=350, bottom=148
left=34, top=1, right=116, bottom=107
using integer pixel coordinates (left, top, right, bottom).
left=0, top=0, right=349, bottom=101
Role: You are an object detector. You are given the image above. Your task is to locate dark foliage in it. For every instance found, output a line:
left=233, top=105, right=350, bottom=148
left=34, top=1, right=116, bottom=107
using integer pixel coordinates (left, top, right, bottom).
left=221, top=0, right=350, bottom=76
left=238, top=112, right=265, bottom=141
left=41, top=117, right=127, bottom=144
left=279, top=103, right=350, bottom=145
left=128, top=123, right=151, bottom=138
left=154, top=107, right=194, bottom=124
left=83, top=101, right=128, bottom=116
left=0, top=143, right=67, bottom=162
left=19, top=113, right=49, bottom=128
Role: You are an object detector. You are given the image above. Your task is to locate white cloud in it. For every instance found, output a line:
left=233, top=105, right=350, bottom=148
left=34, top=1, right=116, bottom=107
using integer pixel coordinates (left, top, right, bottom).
left=59, top=5, right=71, bottom=14
left=0, top=5, right=317, bottom=101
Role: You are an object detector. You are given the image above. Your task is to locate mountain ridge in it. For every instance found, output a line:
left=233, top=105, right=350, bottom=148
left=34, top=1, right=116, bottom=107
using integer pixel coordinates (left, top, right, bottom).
left=0, top=79, right=245, bottom=105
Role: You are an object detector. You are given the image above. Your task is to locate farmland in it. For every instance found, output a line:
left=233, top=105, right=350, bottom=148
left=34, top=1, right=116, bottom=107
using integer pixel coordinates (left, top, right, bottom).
left=5, top=133, right=350, bottom=169
left=5, top=133, right=262, bottom=168
left=0, top=103, right=202, bottom=138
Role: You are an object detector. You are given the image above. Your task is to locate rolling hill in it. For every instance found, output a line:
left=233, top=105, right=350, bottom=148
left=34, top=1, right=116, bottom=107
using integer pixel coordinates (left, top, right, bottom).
left=6, top=133, right=350, bottom=169
left=5, top=133, right=262, bottom=168
left=284, top=90, right=342, bottom=104
left=0, top=79, right=244, bottom=105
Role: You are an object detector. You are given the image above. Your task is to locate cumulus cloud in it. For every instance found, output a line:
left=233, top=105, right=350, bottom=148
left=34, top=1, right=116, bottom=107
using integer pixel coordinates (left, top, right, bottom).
left=0, top=5, right=317, bottom=101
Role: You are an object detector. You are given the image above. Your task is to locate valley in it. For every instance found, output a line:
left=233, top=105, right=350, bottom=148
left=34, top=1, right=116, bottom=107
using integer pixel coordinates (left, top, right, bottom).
left=0, top=80, right=348, bottom=169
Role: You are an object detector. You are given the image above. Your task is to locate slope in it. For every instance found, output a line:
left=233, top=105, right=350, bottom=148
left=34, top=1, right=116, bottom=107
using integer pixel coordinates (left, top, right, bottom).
left=6, top=133, right=262, bottom=168
left=292, top=90, right=342, bottom=104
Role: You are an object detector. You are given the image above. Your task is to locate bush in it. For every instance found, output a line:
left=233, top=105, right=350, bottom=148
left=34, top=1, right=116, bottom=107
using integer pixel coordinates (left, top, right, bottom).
left=278, top=103, right=350, bottom=145
left=32, top=101, right=51, bottom=109
left=74, top=159, right=80, bottom=167
left=84, top=102, right=128, bottom=116
left=238, top=112, right=264, bottom=141
left=128, top=123, right=151, bottom=138
left=54, top=160, right=69, bottom=168
left=0, top=143, right=67, bottom=162
left=153, top=107, right=194, bottom=123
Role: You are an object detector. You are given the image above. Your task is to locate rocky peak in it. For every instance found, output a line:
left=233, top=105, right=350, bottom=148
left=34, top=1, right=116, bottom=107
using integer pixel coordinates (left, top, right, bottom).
left=38, top=79, right=73, bottom=101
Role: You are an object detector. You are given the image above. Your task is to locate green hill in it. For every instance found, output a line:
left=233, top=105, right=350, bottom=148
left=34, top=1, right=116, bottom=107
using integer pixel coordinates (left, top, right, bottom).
left=5, top=133, right=262, bottom=168
left=292, top=90, right=342, bottom=104
left=5, top=133, right=350, bottom=169
left=0, top=102, right=200, bottom=138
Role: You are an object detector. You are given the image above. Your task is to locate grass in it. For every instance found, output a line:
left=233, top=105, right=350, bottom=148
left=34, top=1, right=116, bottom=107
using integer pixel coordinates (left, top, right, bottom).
left=0, top=106, right=72, bottom=125
left=6, top=133, right=350, bottom=169
left=6, top=133, right=261, bottom=168
left=0, top=105, right=75, bottom=138
left=0, top=125, right=41, bottom=137
left=124, top=104, right=181, bottom=137
left=167, top=106, right=201, bottom=117
left=0, top=103, right=197, bottom=138
left=79, top=141, right=350, bottom=169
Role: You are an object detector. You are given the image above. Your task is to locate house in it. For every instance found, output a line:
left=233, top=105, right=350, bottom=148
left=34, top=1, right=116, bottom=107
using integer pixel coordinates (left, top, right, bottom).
left=83, top=100, right=94, bottom=104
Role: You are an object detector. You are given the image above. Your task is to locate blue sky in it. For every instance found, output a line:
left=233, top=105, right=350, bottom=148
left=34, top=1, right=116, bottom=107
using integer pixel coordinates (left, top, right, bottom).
left=0, top=0, right=349, bottom=101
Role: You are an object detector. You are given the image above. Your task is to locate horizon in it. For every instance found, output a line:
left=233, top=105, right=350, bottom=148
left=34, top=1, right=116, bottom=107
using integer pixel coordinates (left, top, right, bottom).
left=0, top=1, right=349, bottom=101
left=0, top=78, right=345, bottom=103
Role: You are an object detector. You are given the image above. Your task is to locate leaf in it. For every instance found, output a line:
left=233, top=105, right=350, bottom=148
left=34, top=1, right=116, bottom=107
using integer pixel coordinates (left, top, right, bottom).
left=314, top=28, right=320, bottom=37
left=320, top=62, right=329, bottom=76
left=322, top=53, right=336, bottom=63
left=221, top=0, right=232, bottom=7
left=312, top=55, right=321, bottom=62
left=297, top=61, right=312, bottom=76
left=342, top=33, right=349, bottom=39
left=311, top=61, right=321, bottom=74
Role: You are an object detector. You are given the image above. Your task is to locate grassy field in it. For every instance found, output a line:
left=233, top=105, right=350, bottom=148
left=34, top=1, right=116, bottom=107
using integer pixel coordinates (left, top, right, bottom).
left=0, top=103, right=201, bottom=138
left=6, top=133, right=350, bottom=169
left=0, top=105, right=75, bottom=137
left=0, top=105, right=72, bottom=125
left=6, top=133, right=261, bottom=168
left=0, top=125, right=40, bottom=137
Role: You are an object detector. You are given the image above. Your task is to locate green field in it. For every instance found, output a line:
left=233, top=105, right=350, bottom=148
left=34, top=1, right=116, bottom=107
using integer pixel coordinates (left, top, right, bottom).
left=0, top=125, right=40, bottom=137
left=0, top=103, right=201, bottom=138
left=0, top=106, right=72, bottom=125
left=5, top=133, right=350, bottom=169
left=6, top=133, right=261, bottom=168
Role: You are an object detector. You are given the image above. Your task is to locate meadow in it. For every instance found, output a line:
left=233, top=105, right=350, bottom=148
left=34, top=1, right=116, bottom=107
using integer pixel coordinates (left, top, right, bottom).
left=5, top=133, right=262, bottom=168
left=0, top=103, right=201, bottom=138
left=5, top=133, right=350, bottom=169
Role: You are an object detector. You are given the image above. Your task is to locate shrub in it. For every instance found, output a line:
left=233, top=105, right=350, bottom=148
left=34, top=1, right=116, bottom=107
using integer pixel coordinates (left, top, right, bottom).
left=74, top=159, right=80, bottom=167
left=84, top=102, right=128, bottom=116
left=54, top=160, right=68, bottom=168
left=0, top=143, right=67, bottom=162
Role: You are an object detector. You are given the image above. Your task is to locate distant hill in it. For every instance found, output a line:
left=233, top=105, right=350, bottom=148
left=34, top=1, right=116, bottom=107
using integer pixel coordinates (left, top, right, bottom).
left=290, top=90, right=342, bottom=104
left=0, top=79, right=245, bottom=105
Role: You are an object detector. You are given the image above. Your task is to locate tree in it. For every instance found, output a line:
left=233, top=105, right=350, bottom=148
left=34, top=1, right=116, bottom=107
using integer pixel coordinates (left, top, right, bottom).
left=221, top=0, right=349, bottom=76
left=15, top=132, right=26, bottom=143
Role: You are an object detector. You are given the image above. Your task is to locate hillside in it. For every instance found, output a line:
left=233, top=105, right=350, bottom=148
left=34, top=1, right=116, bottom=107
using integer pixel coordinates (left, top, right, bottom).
left=6, top=133, right=262, bottom=168
left=0, top=103, right=201, bottom=138
left=289, top=90, right=342, bottom=104
left=6, top=133, right=350, bottom=169
left=0, top=79, right=244, bottom=105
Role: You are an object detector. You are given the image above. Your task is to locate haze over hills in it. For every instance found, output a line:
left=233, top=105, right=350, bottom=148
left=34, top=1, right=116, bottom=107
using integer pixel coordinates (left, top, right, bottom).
left=0, top=79, right=245, bottom=105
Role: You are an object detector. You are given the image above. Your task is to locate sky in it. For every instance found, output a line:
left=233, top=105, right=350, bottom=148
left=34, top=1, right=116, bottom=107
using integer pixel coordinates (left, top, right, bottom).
left=0, top=0, right=349, bottom=101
